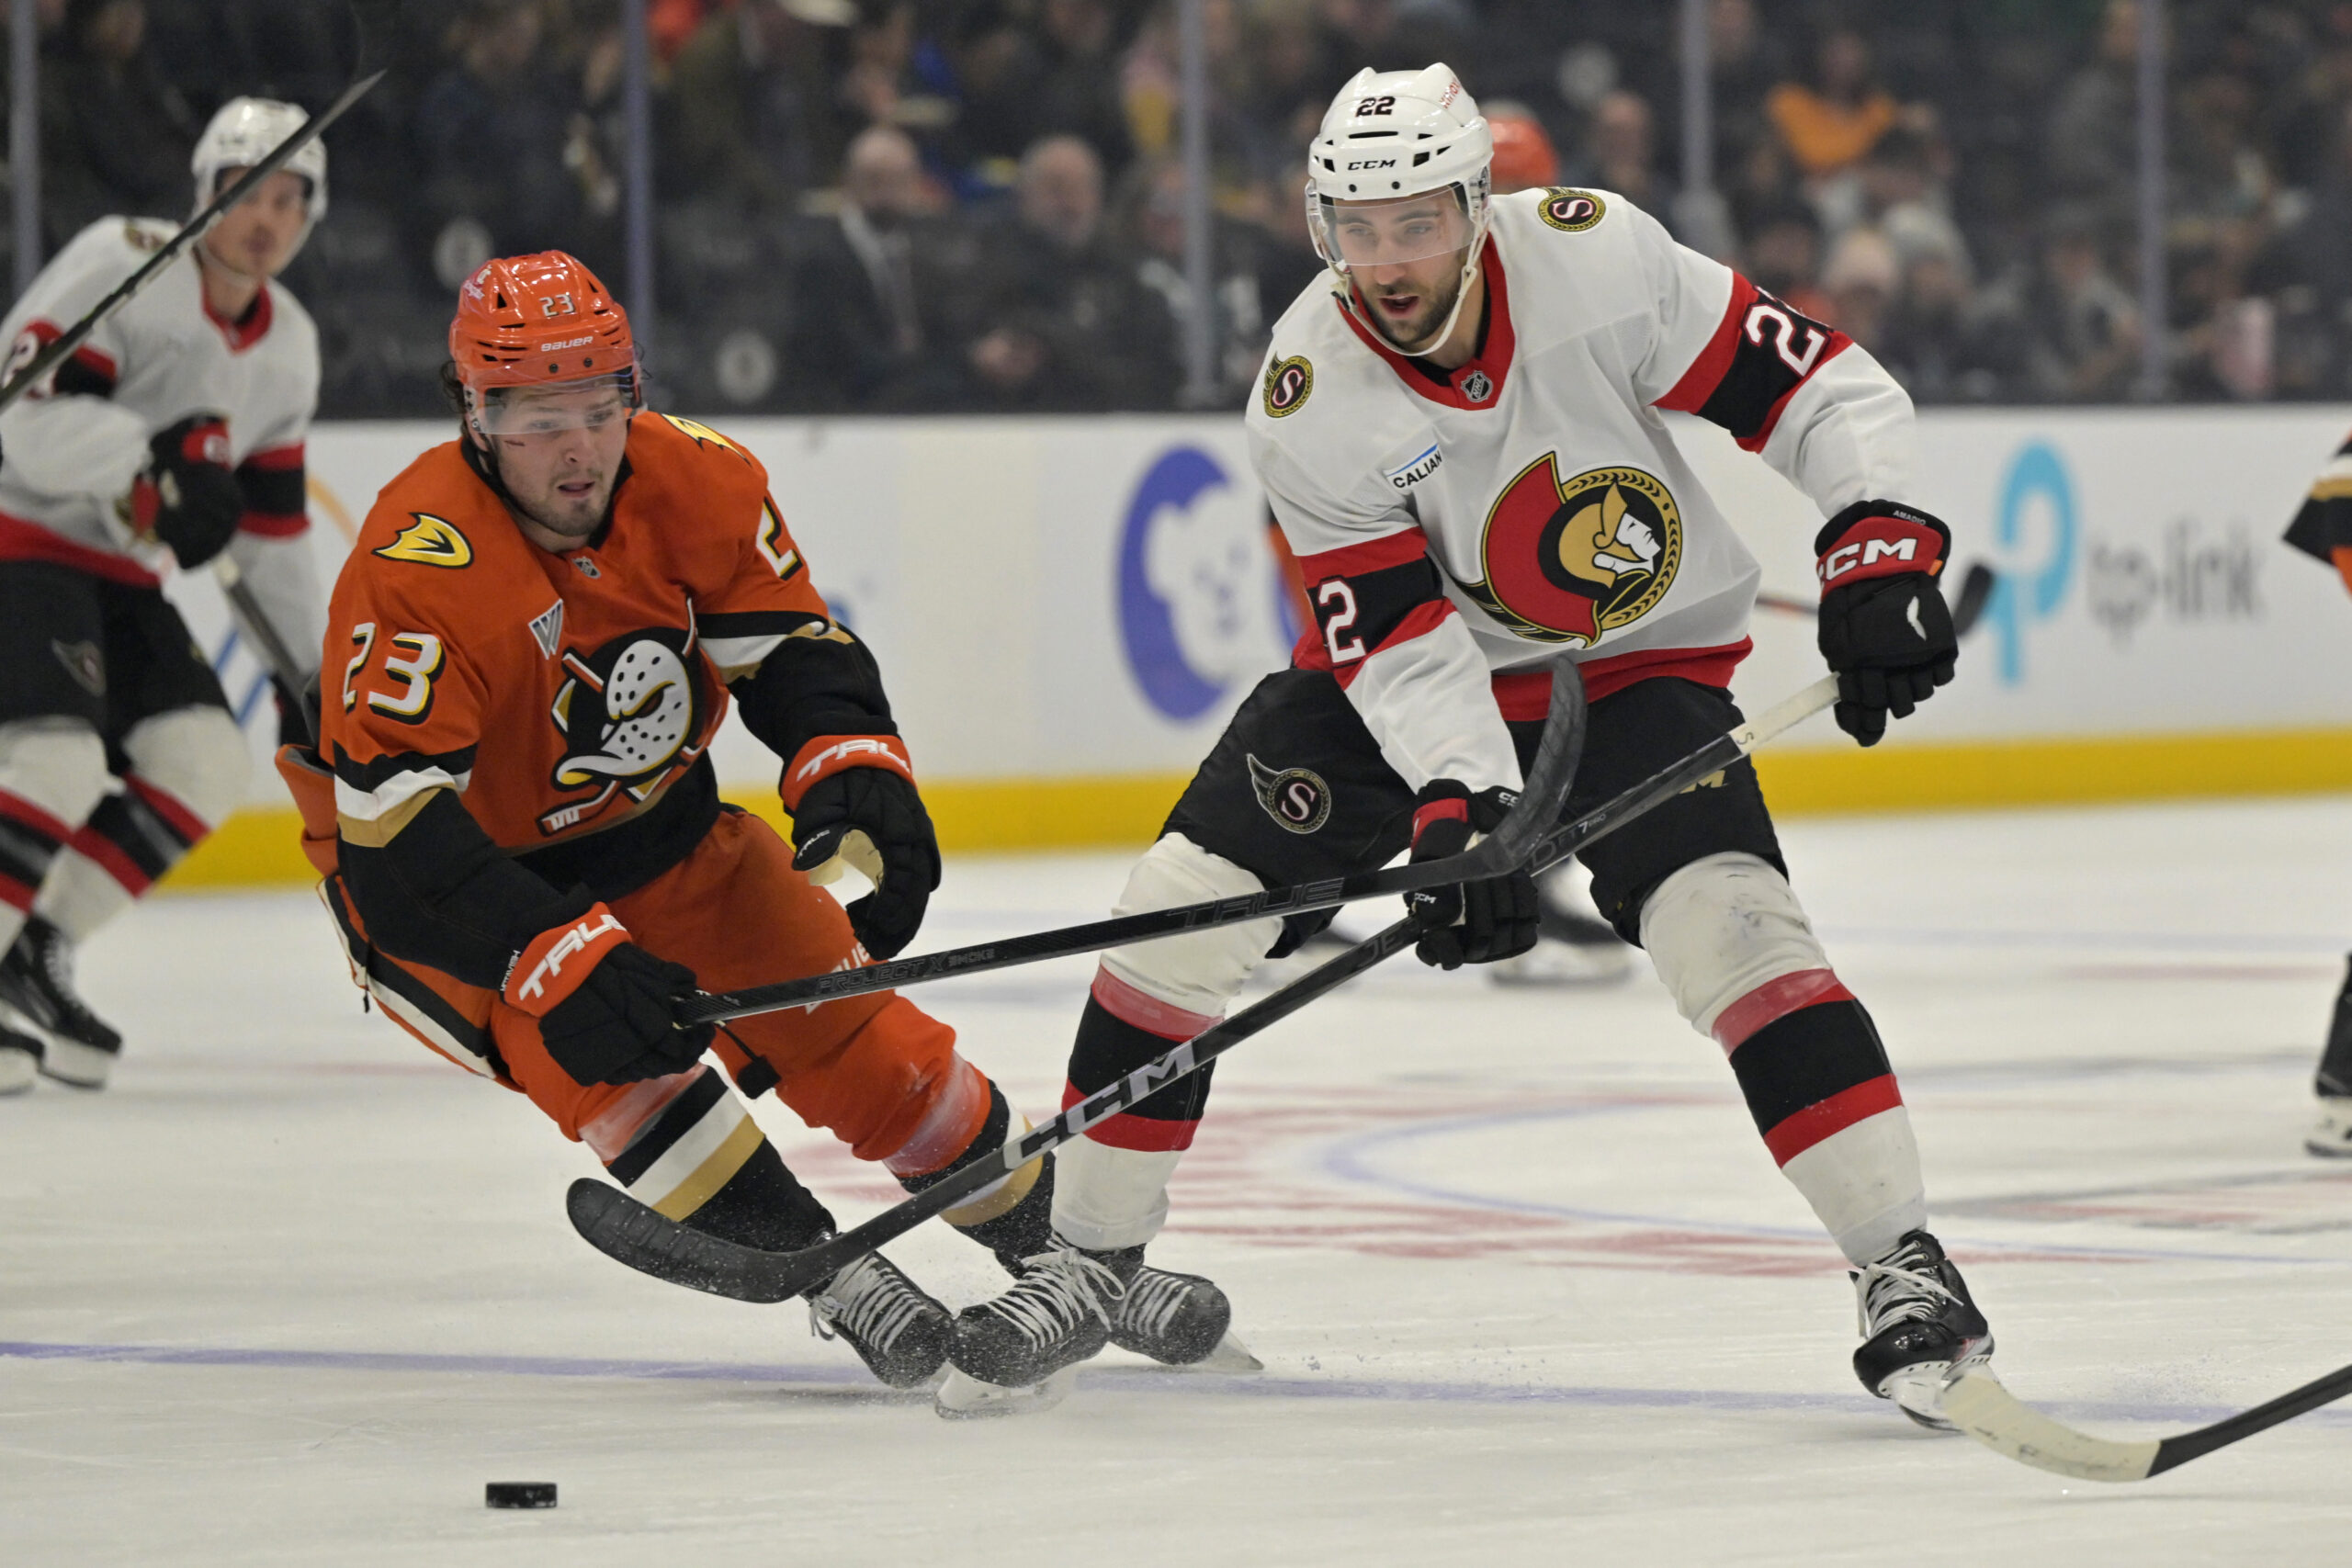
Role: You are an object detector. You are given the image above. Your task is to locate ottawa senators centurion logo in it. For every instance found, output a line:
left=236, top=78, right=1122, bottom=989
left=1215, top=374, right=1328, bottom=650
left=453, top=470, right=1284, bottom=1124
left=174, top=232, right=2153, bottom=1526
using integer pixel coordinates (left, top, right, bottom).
left=1448, top=458, right=1681, bottom=648
left=541, top=625, right=710, bottom=834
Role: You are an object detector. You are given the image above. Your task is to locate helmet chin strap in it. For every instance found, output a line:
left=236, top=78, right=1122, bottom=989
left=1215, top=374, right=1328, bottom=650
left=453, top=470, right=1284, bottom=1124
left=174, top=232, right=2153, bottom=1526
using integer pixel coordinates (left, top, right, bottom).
left=1332, top=219, right=1492, bottom=361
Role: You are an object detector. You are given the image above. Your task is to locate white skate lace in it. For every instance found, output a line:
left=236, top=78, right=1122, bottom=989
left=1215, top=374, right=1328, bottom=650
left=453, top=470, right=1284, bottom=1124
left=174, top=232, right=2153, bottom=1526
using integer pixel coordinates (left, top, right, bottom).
left=988, top=1247, right=1121, bottom=1350
left=1852, top=1244, right=1959, bottom=1337
left=808, top=1254, right=929, bottom=1352
left=1116, top=1267, right=1192, bottom=1340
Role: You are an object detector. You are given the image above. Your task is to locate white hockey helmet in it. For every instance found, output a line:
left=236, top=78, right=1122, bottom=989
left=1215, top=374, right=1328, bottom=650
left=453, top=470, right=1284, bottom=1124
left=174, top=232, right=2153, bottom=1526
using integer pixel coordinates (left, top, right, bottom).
left=1306, top=64, right=1493, bottom=354
left=192, top=96, right=329, bottom=256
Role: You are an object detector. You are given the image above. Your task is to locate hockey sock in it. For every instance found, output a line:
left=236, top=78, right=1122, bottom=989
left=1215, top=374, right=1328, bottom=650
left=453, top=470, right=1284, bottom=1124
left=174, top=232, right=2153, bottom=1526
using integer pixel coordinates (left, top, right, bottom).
left=1046, top=972, right=1220, bottom=1253
left=586, top=1065, right=833, bottom=1248
left=0, top=788, right=71, bottom=955
left=33, top=780, right=211, bottom=942
left=2316, top=955, right=2352, bottom=1099
left=0, top=723, right=108, bottom=955
left=1718, top=981, right=1927, bottom=1266
left=895, top=1080, right=1056, bottom=1270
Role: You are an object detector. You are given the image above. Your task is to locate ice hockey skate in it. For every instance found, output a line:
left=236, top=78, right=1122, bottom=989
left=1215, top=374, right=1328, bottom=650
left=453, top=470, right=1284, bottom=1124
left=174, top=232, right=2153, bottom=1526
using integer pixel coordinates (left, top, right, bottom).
left=0, top=916, right=122, bottom=1089
left=0, top=1019, right=39, bottom=1095
left=805, top=1250, right=954, bottom=1390
left=1851, top=1230, right=1994, bottom=1430
left=937, top=1240, right=1116, bottom=1417
left=1097, top=1244, right=1261, bottom=1371
left=2305, top=1097, right=2352, bottom=1158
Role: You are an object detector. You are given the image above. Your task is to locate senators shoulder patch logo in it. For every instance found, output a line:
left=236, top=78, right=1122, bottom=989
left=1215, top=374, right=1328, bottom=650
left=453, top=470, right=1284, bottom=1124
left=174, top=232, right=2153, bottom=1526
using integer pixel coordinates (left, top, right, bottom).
left=1246, top=753, right=1332, bottom=834
left=1262, top=355, right=1313, bottom=418
left=374, top=513, right=472, bottom=569
left=1537, top=188, right=1607, bottom=233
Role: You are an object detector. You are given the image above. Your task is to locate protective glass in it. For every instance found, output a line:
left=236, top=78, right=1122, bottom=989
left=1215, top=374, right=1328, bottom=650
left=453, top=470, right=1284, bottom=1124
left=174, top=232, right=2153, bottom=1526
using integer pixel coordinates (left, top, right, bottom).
left=1313, top=188, right=1474, bottom=273
left=473, top=368, right=638, bottom=438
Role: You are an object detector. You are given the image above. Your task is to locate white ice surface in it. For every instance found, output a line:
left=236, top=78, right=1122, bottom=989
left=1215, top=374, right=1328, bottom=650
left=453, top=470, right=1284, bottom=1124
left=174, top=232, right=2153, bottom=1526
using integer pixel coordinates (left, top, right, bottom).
left=7, top=797, right=2352, bottom=1565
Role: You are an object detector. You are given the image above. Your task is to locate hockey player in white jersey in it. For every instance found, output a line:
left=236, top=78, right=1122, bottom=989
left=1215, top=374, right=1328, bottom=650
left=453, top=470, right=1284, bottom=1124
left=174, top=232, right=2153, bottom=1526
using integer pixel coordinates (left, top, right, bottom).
left=943, top=65, right=1992, bottom=1427
left=0, top=98, right=326, bottom=1092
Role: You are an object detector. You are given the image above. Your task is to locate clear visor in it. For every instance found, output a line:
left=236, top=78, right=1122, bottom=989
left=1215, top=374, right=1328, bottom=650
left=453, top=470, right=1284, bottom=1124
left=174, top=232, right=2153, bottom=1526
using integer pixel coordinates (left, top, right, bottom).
left=1314, top=188, right=1474, bottom=272
left=473, top=369, right=637, bottom=437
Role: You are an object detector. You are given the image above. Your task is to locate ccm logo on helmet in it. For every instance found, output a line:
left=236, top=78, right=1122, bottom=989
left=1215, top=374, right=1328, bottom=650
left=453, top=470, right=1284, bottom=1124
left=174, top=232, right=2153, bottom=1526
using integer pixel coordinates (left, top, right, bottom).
left=1347, top=158, right=1398, bottom=170
left=1819, top=537, right=1917, bottom=583
left=510, top=912, right=624, bottom=1005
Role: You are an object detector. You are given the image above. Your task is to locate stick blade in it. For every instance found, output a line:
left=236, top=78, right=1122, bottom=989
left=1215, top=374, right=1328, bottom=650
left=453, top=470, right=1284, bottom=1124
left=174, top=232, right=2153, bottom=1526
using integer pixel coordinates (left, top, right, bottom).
left=565, top=1178, right=814, bottom=1304
left=1950, top=561, right=1997, bottom=638
left=1943, top=1369, right=2160, bottom=1483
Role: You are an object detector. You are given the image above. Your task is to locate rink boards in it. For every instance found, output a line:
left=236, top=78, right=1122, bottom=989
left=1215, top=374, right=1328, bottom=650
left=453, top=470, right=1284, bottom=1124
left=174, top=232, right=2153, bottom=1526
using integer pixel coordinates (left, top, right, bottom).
left=164, top=406, right=2352, bottom=884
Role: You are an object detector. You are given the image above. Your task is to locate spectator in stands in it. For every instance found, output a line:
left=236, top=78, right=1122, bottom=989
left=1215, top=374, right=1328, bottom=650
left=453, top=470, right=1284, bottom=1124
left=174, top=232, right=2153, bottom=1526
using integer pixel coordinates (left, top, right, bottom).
left=414, top=0, right=585, bottom=276
left=663, top=0, right=853, bottom=212
left=1743, top=201, right=1834, bottom=324
left=788, top=124, right=956, bottom=411
left=1485, top=106, right=1560, bottom=196
left=1035, top=0, right=1132, bottom=173
left=956, top=133, right=1179, bottom=412
left=1879, top=246, right=2017, bottom=405
left=1860, top=128, right=1971, bottom=287
left=40, top=0, right=199, bottom=243
left=2026, top=215, right=2143, bottom=401
left=1565, top=89, right=1671, bottom=217
left=1766, top=26, right=1900, bottom=184
left=1120, top=154, right=1273, bottom=401
left=2047, top=0, right=2143, bottom=227
left=1819, top=226, right=1896, bottom=353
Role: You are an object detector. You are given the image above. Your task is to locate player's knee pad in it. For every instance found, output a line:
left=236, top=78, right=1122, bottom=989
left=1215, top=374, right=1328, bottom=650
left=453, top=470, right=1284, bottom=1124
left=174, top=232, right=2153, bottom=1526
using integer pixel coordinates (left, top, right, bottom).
left=1638, top=852, right=1833, bottom=1042
left=119, top=705, right=247, bottom=829
left=0, top=718, right=109, bottom=828
left=1099, top=832, right=1281, bottom=1015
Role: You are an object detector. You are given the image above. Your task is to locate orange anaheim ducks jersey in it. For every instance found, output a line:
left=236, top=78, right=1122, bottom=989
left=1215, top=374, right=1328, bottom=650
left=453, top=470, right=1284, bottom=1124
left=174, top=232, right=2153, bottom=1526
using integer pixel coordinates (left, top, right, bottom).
left=322, top=412, right=827, bottom=857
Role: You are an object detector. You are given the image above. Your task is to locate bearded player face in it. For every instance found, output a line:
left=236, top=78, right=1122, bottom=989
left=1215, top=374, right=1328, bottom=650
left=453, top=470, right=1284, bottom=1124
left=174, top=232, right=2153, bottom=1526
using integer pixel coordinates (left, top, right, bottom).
left=1329, top=191, right=1474, bottom=352
left=475, top=380, right=632, bottom=541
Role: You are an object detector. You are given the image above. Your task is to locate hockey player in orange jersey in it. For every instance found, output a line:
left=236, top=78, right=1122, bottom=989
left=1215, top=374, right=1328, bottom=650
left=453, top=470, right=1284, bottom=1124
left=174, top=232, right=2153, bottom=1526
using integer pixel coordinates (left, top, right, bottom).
left=277, top=253, right=1210, bottom=1398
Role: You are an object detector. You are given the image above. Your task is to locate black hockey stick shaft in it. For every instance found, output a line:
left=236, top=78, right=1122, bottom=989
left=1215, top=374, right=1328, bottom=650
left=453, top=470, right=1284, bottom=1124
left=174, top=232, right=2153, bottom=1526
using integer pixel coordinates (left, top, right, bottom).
left=2148, top=1359, right=2352, bottom=1475
left=0, top=67, right=386, bottom=415
left=1947, top=1359, right=2352, bottom=1482
left=677, top=651, right=1589, bottom=1026
left=566, top=674, right=1835, bottom=1304
left=212, top=559, right=316, bottom=745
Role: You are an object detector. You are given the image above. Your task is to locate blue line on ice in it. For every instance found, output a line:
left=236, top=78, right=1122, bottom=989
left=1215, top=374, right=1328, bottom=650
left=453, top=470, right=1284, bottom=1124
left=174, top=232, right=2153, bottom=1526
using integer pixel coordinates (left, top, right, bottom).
left=6, top=1339, right=2345, bottom=1431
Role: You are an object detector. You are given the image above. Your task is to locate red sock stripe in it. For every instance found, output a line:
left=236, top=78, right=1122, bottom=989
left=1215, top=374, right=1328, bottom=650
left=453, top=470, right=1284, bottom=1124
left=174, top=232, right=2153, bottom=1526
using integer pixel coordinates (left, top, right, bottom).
left=125, top=774, right=212, bottom=845
left=65, top=822, right=153, bottom=897
left=1711, top=968, right=1855, bottom=1053
left=1090, top=965, right=1218, bottom=1043
left=1759, top=1074, right=1902, bottom=1166
left=1059, top=1079, right=1200, bottom=1152
left=0, top=869, right=34, bottom=912
left=0, top=788, right=74, bottom=845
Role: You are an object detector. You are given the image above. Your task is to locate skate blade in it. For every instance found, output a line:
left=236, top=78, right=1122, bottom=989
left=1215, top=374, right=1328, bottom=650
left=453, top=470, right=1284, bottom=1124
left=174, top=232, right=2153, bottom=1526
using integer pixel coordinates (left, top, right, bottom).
left=1192, top=1330, right=1263, bottom=1373
left=0, top=1047, right=35, bottom=1095
left=34, top=1036, right=114, bottom=1089
left=934, top=1363, right=1080, bottom=1420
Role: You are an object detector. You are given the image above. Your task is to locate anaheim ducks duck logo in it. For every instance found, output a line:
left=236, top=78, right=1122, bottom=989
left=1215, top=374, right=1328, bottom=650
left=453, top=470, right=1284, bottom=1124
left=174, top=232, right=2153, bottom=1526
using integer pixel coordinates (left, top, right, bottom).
left=541, top=624, right=709, bottom=834
left=1449, top=457, right=1681, bottom=648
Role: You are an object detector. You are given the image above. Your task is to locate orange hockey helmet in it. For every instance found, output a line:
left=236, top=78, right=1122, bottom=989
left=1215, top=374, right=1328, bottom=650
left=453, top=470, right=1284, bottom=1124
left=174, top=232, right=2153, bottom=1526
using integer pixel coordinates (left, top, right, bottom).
left=1487, top=112, right=1560, bottom=195
left=448, top=251, right=639, bottom=436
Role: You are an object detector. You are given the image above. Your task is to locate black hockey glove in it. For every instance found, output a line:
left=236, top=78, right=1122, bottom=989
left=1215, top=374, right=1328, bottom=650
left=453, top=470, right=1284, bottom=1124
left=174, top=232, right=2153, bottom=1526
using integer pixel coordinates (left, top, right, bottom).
left=131, top=412, right=244, bottom=569
left=1402, top=779, right=1539, bottom=971
left=503, top=902, right=713, bottom=1087
left=1815, top=500, right=1958, bottom=748
left=790, top=766, right=941, bottom=959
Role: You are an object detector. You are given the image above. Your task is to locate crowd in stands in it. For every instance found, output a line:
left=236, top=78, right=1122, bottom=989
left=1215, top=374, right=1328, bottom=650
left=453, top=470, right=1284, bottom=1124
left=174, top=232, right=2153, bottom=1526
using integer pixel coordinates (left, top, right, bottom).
left=8, top=0, right=2352, bottom=415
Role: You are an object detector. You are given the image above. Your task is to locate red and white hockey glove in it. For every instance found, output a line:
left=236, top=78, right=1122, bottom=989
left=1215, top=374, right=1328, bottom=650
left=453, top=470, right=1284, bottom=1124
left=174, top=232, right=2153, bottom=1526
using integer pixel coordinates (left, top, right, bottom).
left=1402, top=780, right=1539, bottom=970
left=1815, top=499, right=1957, bottom=748
left=504, top=901, right=712, bottom=1086
left=128, top=412, right=243, bottom=569
left=781, top=734, right=939, bottom=959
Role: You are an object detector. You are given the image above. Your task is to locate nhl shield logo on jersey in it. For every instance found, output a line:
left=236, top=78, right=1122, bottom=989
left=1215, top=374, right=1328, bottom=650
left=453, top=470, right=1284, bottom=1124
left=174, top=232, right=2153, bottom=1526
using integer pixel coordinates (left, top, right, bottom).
left=541, top=626, right=709, bottom=834
left=1262, top=355, right=1314, bottom=418
left=1245, top=753, right=1332, bottom=834
left=1453, top=457, right=1681, bottom=648
left=1537, top=188, right=1607, bottom=233
left=1461, top=369, right=1494, bottom=403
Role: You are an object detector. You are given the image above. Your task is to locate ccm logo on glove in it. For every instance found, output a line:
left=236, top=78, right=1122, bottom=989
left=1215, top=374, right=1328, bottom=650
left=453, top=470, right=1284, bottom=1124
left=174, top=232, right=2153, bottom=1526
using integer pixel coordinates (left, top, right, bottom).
left=1815, top=502, right=1948, bottom=588
left=504, top=906, right=628, bottom=1013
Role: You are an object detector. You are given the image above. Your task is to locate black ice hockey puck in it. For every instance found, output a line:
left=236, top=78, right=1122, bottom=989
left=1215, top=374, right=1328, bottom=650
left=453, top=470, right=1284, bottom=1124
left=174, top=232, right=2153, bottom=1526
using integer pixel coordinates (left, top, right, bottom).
left=485, top=1482, right=557, bottom=1509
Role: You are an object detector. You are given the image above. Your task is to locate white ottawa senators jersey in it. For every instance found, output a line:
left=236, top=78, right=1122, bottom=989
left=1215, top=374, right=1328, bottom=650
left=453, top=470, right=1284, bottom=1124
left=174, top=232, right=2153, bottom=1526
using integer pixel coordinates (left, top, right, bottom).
left=0, top=215, right=322, bottom=592
left=1248, top=186, right=1914, bottom=794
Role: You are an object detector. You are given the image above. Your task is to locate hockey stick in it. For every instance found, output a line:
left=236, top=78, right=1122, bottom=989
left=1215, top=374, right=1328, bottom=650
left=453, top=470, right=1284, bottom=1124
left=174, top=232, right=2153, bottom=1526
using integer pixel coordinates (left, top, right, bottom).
left=675, top=650, right=1589, bottom=1027
left=1942, top=1363, right=2352, bottom=1483
left=211, top=557, right=316, bottom=744
left=0, top=4, right=394, bottom=416
left=565, top=673, right=1836, bottom=1304
left=1755, top=560, right=1999, bottom=637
